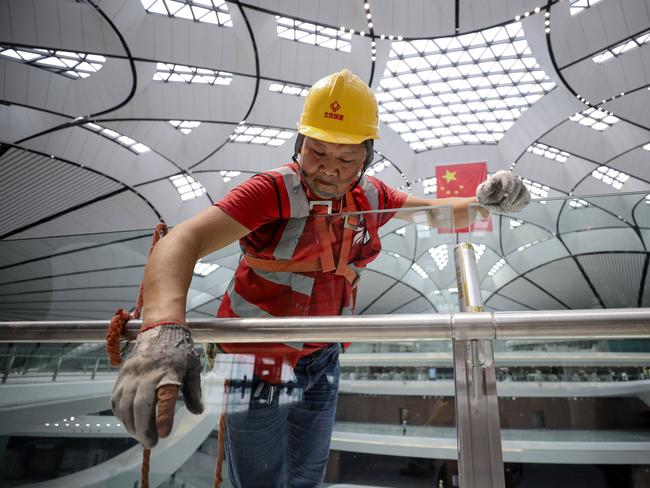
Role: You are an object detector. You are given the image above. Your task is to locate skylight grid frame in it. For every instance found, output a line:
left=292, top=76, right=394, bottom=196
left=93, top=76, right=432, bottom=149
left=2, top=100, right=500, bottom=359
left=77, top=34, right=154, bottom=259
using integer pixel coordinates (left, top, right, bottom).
left=140, top=0, right=233, bottom=27
left=154, top=62, right=233, bottom=85
left=378, top=22, right=555, bottom=152
left=592, top=30, right=650, bottom=63
left=0, top=46, right=106, bottom=79
left=275, top=16, right=352, bottom=52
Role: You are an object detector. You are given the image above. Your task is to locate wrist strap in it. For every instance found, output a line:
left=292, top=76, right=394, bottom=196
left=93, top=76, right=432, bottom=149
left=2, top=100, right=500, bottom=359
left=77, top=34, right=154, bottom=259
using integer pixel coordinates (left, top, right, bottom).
left=140, top=321, right=189, bottom=333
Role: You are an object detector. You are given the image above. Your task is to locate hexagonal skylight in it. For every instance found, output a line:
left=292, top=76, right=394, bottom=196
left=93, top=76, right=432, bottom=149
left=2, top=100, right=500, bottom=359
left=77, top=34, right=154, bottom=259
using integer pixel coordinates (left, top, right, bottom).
left=275, top=16, right=352, bottom=52
left=140, top=0, right=232, bottom=27
left=0, top=46, right=105, bottom=79
left=377, top=22, right=555, bottom=152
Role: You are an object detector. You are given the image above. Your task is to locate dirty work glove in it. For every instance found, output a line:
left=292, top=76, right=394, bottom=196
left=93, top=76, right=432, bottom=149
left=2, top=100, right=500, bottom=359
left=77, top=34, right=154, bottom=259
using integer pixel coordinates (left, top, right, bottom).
left=111, top=325, right=203, bottom=448
left=476, top=170, right=531, bottom=214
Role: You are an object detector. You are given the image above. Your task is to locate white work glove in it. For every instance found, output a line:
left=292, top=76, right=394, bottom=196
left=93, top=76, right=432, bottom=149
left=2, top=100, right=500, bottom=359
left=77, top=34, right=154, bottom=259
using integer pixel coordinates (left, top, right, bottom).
left=111, top=325, right=203, bottom=448
left=476, top=170, right=531, bottom=214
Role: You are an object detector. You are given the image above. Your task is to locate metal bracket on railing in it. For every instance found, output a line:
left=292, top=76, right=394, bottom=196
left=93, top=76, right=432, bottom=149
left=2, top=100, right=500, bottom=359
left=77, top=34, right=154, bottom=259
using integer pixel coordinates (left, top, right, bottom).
left=453, top=243, right=505, bottom=488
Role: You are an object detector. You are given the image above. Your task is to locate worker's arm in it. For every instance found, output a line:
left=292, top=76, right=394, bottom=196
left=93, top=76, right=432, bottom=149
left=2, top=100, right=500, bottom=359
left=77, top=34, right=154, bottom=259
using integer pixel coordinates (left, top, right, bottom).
left=396, top=170, right=531, bottom=228
left=142, top=205, right=250, bottom=327
left=112, top=205, right=249, bottom=448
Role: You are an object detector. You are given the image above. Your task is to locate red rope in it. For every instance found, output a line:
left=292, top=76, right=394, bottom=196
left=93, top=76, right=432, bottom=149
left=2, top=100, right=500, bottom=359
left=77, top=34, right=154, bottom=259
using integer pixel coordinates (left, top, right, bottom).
left=105, top=223, right=167, bottom=487
left=141, top=448, right=151, bottom=488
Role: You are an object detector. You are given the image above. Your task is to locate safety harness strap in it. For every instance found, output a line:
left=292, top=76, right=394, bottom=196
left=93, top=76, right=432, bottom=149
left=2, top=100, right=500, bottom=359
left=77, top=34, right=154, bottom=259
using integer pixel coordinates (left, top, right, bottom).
left=243, top=192, right=362, bottom=289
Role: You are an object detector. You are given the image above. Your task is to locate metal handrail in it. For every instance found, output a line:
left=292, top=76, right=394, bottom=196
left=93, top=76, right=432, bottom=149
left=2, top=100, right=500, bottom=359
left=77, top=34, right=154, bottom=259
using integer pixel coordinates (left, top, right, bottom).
left=1, top=308, right=649, bottom=342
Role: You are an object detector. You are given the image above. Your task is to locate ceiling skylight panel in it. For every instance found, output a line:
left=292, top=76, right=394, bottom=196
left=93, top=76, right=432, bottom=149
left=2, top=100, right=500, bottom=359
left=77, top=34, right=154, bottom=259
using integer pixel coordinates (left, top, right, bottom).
left=521, top=178, right=549, bottom=198
left=365, top=159, right=392, bottom=177
left=527, top=142, right=570, bottom=162
left=275, top=16, right=351, bottom=52
left=421, top=177, right=437, bottom=195
left=194, top=260, right=220, bottom=276
left=569, top=198, right=590, bottom=208
left=154, top=62, right=232, bottom=85
left=269, top=82, right=309, bottom=97
left=570, top=0, right=605, bottom=15
left=229, top=124, right=294, bottom=146
left=570, top=107, right=619, bottom=131
left=488, top=258, right=506, bottom=277
left=591, top=166, right=629, bottom=190
left=592, top=29, right=650, bottom=63
left=220, top=170, right=241, bottom=183
left=378, top=22, right=555, bottom=151
left=84, top=123, right=150, bottom=154
left=140, top=0, right=233, bottom=27
left=170, top=174, right=206, bottom=201
left=169, top=120, right=201, bottom=134
left=428, top=245, right=449, bottom=270
left=0, top=46, right=105, bottom=79
left=411, top=263, right=430, bottom=279
left=510, top=218, right=523, bottom=229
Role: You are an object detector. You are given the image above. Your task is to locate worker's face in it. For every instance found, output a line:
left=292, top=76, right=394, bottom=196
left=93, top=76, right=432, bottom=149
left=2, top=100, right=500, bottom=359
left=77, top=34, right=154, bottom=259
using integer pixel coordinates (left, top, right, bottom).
left=299, top=137, right=366, bottom=199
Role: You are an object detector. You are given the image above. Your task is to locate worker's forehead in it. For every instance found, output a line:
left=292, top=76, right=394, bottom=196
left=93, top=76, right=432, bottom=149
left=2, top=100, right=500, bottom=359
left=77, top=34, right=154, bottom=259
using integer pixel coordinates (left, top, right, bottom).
left=306, top=137, right=365, bottom=154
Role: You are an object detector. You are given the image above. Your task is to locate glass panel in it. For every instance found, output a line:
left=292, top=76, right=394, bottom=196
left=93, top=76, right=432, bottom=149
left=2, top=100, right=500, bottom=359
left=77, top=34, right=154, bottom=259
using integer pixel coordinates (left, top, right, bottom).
left=0, top=205, right=461, bottom=486
left=468, top=192, right=650, bottom=310
left=2, top=196, right=650, bottom=486
left=492, top=337, right=650, bottom=487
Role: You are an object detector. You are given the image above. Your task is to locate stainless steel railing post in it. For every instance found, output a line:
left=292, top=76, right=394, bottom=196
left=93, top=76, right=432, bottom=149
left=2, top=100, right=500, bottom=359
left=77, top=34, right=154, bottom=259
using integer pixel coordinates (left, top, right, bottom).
left=2, top=346, right=16, bottom=384
left=453, top=243, right=505, bottom=488
left=91, top=357, right=101, bottom=380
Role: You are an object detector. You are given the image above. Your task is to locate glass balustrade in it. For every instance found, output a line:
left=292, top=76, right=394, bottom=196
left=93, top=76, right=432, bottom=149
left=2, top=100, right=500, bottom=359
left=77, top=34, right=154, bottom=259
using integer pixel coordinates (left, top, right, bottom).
left=0, top=195, right=649, bottom=487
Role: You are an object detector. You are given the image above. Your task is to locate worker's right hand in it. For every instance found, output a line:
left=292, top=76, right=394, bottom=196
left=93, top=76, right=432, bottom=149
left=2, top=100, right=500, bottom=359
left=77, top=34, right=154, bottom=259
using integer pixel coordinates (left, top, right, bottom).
left=111, top=324, right=204, bottom=448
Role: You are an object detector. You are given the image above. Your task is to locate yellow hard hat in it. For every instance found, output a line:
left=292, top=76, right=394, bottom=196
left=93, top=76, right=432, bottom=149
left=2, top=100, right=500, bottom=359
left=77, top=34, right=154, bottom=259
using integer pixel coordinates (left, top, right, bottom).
left=298, top=69, right=380, bottom=145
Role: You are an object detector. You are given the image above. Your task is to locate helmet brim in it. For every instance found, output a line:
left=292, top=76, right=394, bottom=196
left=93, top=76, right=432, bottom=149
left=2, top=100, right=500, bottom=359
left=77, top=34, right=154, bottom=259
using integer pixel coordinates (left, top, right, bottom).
left=299, top=125, right=380, bottom=145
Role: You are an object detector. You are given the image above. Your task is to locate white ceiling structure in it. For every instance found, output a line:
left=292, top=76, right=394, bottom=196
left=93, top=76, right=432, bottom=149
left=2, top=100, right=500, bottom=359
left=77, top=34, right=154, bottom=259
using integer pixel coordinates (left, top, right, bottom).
left=0, top=0, right=649, bottom=322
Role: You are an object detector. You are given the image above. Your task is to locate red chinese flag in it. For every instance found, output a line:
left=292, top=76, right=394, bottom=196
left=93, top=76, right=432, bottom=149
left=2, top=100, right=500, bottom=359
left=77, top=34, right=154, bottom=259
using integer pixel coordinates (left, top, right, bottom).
left=435, top=161, right=492, bottom=234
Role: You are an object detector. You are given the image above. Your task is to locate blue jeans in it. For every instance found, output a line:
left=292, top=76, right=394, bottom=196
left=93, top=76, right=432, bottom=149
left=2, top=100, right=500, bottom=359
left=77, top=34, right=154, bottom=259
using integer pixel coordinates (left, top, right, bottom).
left=225, top=344, right=340, bottom=488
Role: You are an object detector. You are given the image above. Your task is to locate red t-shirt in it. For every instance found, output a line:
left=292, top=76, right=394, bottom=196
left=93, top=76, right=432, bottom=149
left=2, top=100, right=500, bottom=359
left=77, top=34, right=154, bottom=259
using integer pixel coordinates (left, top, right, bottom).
left=214, top=167, right=407, bottom=370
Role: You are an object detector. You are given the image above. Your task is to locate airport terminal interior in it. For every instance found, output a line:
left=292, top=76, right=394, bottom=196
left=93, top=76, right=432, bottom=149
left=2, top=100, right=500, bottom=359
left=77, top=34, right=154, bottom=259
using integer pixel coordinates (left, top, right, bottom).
left=1, top=0, right=650, bottom=486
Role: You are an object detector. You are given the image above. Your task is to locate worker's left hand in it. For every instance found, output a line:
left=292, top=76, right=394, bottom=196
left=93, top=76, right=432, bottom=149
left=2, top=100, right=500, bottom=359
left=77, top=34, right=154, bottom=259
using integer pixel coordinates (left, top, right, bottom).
left=111, top=325, right=203, bottom=448
left=476, top=171, right=530, bottom=214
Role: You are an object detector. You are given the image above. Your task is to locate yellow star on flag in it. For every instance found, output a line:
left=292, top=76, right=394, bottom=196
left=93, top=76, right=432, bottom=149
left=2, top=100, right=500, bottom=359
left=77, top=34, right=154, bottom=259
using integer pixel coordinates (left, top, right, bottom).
left=442, top=170, right=457, bottom=183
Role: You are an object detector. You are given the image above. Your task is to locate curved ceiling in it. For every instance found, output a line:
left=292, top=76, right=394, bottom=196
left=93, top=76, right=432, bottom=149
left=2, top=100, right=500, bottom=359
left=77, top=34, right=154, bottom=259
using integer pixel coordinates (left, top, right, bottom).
left=0, top=0, right=649, bottom=319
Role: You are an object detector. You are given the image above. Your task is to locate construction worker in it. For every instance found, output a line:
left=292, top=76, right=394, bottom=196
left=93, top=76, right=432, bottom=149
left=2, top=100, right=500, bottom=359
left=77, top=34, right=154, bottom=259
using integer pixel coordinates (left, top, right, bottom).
left=111, top=69, right=530, bottom=487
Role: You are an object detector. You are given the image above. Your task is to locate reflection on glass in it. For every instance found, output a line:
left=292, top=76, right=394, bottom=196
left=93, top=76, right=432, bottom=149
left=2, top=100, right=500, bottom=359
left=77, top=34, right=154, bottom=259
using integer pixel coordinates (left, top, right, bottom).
left=2, top=195, right=650, bottom=487
left=468, top=192, right=650, bottom=310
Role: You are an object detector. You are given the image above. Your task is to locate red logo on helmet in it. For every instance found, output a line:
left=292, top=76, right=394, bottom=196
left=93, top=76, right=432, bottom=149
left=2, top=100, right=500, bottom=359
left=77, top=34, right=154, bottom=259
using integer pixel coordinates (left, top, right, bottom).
left=330, top=101, right=341, bottom=112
